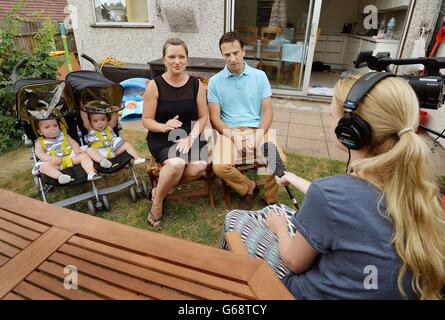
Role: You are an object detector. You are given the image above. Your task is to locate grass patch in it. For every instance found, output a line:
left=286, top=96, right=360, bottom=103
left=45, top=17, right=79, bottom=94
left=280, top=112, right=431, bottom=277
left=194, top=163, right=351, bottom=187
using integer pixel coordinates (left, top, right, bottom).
left=0, top=129, right=349, bottom=248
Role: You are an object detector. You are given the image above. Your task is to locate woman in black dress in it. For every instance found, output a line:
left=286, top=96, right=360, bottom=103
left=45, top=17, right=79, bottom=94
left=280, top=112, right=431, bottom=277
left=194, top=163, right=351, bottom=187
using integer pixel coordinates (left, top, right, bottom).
left=143, top=38, right=209, bottom=227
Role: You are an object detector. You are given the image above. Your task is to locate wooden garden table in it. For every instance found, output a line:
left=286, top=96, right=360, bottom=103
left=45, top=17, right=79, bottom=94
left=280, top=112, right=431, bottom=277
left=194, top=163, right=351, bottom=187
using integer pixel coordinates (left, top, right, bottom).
left=0, top=189, right=293, bottom=300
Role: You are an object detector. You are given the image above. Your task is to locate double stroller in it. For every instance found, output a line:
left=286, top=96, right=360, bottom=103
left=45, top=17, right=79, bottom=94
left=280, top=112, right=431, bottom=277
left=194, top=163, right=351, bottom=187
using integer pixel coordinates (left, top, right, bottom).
left=12, top=54, right=149, bottom=214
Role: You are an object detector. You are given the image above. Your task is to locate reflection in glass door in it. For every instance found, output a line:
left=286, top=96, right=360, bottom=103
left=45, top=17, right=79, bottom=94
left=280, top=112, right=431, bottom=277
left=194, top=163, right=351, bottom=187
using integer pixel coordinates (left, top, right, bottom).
left=230, top=0, right=322, bottom=94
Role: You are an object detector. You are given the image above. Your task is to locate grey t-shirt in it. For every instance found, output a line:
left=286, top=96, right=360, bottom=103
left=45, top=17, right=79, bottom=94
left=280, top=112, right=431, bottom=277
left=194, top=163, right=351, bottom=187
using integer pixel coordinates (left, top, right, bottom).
left=282, top=174, right=417, bottom=300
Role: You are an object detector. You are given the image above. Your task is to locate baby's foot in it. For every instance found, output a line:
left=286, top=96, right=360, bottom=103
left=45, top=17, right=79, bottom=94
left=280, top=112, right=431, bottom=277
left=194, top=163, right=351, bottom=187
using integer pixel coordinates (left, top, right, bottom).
left=100, top=158, right=112, bottom=168
left=133, top=158, right=146, bottom=165
left=58, top=174, right=72, bottom=184
left=87, top=172, right=101, bottom=181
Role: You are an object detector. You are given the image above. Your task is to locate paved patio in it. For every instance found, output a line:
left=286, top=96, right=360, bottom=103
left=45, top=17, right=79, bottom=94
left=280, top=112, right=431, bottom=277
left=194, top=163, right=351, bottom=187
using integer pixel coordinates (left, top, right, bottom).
left=268, top=98, right=344, bottom=161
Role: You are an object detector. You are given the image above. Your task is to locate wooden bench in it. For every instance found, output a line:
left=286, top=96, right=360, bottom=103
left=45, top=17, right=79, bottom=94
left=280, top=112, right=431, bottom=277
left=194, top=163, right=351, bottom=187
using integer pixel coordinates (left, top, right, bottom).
left=0, top=189, right=293, bottom=300
left=147, top=155, right=216, bottom=208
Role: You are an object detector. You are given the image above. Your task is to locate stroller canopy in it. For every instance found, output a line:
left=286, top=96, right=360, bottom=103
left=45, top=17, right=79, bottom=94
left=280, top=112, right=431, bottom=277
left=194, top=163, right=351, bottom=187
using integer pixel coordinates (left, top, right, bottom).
left=15, top=79, right=75, bottom=124
left=66, top=71, right=124, bottom=113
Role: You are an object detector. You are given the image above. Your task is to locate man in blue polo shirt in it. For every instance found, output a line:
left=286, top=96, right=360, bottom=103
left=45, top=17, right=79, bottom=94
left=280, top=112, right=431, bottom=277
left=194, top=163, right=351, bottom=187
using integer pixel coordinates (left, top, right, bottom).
left=208, top=31, right=286, bottom=210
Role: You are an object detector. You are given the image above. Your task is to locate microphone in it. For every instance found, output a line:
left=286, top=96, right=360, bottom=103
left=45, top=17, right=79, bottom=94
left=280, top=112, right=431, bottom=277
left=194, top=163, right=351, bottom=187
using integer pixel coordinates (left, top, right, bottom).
left=262, top=142, right=299, bottom=210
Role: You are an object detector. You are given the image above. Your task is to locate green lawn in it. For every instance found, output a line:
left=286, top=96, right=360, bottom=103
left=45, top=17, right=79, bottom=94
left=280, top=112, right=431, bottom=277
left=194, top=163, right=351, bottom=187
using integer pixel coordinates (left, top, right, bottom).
left=0, top=129, right=346, bottom=248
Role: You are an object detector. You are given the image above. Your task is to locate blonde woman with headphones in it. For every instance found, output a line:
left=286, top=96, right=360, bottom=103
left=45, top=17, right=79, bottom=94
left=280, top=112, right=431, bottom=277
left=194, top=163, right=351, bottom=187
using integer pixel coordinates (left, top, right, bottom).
left=222, top=73, right=445, bottom=300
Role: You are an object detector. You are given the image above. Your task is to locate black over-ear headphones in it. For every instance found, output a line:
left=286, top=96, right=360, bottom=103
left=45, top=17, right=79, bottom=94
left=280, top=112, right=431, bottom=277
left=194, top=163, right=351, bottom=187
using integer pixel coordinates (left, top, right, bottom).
left=335, top=72, right=396, bottom=150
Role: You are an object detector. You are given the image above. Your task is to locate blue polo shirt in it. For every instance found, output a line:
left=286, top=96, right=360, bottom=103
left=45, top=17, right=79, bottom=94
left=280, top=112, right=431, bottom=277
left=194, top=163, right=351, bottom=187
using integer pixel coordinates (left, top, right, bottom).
left=207, top=63, right=272, bottom=128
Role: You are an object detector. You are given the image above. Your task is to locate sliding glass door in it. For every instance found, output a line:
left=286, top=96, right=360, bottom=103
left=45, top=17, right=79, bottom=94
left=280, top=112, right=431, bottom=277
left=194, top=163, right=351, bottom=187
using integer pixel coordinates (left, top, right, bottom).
left=228, top=0, right=322, bottom=95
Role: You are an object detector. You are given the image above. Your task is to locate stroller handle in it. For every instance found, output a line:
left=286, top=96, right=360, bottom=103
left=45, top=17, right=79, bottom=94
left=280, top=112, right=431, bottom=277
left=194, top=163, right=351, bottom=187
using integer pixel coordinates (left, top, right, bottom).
left=11, top=58, right=29, bottom=83
left=81, top=54, right=102, bottom=74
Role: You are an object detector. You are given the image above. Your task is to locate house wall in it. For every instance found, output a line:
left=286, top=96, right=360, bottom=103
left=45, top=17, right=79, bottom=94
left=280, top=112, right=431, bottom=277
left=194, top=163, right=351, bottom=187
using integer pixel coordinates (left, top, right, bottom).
left=68, top=0, right=225, bottom=67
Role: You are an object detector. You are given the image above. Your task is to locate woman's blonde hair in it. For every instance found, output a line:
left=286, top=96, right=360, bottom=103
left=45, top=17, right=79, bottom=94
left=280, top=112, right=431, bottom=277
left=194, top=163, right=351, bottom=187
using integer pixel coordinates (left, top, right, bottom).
left=334, top=74, right=445, bottom=300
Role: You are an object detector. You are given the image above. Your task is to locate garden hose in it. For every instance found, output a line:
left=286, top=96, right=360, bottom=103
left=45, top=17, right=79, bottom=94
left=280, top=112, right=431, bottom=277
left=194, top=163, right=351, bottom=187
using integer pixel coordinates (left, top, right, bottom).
left=98, top=55, right=127, bottom=70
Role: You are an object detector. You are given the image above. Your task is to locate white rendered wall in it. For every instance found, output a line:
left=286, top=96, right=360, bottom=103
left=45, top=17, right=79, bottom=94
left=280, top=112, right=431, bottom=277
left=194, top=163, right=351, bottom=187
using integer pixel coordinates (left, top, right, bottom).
left=68, top=0, right=225, bottom=67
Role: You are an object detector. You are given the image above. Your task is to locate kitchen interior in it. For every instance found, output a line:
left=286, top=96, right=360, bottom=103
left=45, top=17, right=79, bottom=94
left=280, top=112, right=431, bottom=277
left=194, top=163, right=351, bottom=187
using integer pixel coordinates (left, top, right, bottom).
left=310, top=0, right=412, bottom=96
left=234, top=0, right=412, bottom=96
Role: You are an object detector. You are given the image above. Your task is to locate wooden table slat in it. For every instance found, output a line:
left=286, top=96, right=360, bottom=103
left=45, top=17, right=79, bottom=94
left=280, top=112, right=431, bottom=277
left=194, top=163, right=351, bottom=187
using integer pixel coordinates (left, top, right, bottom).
left=67, top=237, right=256, bottom=299
left=247, top=262, right=295, bottom=300
left=0, top=191, right=260, bottom=282
left=38, top=261, right=146, bottom=300
left=0, top=217, right=41, bottom=241
left=2, top=292, right=25, bottom=300
left=26, top=271, right=102, bottom=300
left=58, top=244, right=244, bottom=300
left=0, top=226, right=74, bottom=299
left=50, top=251, right=194, bottom=300
left=13, top=281, right=63, bottom=300
left=0, top=209, right=49, bottom=233
left=0, top=240, right=20, bottom=258
left=0, top=229, right=31, bottom=249
left=0, top=254, right=9, bottom=268
left=225, top=231, right=249, bottom=256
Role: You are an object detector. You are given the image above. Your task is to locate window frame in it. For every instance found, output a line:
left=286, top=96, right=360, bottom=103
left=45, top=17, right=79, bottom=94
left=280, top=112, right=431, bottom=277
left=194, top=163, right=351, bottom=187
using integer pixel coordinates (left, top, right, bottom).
left=91, top=0, right=152, bottom=27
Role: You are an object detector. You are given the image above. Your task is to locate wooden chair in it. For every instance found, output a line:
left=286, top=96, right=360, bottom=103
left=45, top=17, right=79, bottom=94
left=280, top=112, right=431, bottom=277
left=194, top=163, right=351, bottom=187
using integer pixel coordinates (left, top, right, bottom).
left=236, top=26, right=259, bottom=59
left=259, top=27, right=284, bottom=82
left=147, top=156, right=216, bottom=208
left=261, top=26, right=285, bottom=41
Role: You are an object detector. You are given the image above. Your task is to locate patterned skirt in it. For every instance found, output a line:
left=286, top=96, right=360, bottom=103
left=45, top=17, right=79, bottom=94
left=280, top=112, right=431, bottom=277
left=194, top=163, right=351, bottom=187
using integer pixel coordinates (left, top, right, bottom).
left=222, top=204, right=298, bottom=279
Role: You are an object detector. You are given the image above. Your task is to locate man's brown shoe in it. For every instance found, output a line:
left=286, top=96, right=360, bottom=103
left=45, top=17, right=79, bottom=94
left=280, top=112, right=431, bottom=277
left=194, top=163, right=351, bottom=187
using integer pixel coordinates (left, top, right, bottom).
left=239, top=186, right=260, bottom=210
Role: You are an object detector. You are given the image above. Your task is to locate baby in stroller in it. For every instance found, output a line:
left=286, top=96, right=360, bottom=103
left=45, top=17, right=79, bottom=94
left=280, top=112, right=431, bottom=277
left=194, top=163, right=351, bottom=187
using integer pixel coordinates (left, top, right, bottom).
left=32, top=118, right=99, bottom=183
left=80, top=102, right=145, bottom=167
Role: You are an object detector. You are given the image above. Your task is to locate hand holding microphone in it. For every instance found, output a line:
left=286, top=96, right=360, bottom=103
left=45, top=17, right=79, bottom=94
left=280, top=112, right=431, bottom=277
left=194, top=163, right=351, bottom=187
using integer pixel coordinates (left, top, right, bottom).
left=262, top=142, right=300, bottom=210
left=275, top=172, right=291, bottom=187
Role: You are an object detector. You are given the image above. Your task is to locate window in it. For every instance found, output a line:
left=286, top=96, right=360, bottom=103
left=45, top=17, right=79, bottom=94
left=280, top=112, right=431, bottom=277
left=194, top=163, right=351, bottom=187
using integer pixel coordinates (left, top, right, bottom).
left=92, top=0, right=150, bottom=25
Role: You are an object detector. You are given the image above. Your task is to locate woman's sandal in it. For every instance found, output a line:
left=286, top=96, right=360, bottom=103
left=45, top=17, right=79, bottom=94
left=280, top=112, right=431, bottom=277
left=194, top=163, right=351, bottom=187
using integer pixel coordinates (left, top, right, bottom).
left=147, top=210, right=162, bottom=227
left=147, top=187, right=166, bottom=227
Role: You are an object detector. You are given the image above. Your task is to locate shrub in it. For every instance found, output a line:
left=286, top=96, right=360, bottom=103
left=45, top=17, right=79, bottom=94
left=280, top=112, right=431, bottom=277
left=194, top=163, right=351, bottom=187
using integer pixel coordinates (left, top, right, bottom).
left=0, top=1, right=61, bottom=155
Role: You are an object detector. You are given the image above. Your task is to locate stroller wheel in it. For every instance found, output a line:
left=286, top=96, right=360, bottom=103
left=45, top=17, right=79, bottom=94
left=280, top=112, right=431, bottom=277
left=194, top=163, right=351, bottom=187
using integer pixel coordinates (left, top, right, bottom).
left=129, top=186, right=137, bottom=202
left=102, top=195, right=111, bottom=211
left=140, top=179, right=149, bottom=198
left=87, top=200, right=96, bottom=215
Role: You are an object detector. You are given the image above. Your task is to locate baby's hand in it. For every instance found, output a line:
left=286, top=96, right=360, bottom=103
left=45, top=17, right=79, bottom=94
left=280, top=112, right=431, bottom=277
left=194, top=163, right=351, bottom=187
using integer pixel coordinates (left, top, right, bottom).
left=78, top=145, right=89, bottom=154
left=50, top=156, right=62, bottom=166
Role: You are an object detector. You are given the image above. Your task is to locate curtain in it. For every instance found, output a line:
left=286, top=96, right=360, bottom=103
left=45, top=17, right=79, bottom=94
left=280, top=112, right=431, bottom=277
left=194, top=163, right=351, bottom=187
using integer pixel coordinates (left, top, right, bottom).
left=269, top=0, right=287, bottom=28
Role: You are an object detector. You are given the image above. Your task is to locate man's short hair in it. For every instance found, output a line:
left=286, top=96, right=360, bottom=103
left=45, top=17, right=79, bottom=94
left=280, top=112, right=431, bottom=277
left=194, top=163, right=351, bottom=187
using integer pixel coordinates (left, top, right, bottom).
left=219, top=31, right=245, bottom=50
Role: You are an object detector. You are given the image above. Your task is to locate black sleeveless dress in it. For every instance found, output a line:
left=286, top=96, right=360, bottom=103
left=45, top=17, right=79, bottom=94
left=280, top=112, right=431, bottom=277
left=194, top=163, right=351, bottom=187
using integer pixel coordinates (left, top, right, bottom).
left=146, top=75, right=208, bottom=163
